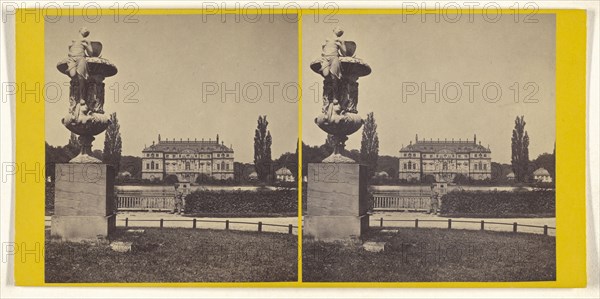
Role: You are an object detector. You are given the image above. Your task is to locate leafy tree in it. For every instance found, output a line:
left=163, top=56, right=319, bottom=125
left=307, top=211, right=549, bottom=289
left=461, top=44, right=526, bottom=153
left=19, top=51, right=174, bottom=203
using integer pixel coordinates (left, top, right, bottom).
left=422, top=174, right=436, bottom=184
left=323, top=134, right=335, bottom=155
left=532, top=152, right=555, bottom=183
left=377, top=155, right=399, bottom=179
left=360, top=112, right=379, bottom=177
left=253, top=115, right=272, bottom=183
left=274, top=152, right=298, bottom=181
left=511, top=115, right=530, bottom=183
left=65, top=132, right=80, bottom=159
left=103, top=112, right=122, bottom=173
left=120, top=156, right=142, bottom=179
left=164, top=174, right=179, bottom=185
left=491, top=162, right=512, bottom=185
left=453, top=173, right=470, bottom=185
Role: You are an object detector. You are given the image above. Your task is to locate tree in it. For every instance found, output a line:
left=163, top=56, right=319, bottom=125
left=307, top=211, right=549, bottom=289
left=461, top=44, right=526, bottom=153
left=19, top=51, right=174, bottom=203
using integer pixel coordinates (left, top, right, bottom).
left=453, top=173, right=470, bottom=185
left=511, top=115, right=530, bottom=183
left=64, top=132, right=80, bottom=159
left=103, top=112, right=123, bottom=174
left=360, top=112, right=379, bottom=178
left=323, top=134, right=335, bottom=155
left=422, top=174, right=436, bottom=184
left=164, top=174, right=179, bottom=185
left=253, top=115, right=272, bottom=183
left=532, top=152, right=555, bottom=183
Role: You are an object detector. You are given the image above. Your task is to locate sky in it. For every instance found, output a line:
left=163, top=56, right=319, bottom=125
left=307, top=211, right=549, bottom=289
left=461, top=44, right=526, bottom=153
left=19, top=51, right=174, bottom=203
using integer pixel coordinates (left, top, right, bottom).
left=45, top=14, right=298, bottom=163
left=302, top=14, right=556, bottom=164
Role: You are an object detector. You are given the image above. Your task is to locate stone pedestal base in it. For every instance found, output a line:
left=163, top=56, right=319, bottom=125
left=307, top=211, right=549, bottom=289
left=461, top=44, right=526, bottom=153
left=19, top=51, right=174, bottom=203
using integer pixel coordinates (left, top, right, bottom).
left=304, top=215, right=369, bottom=242
left=50, top=163, right=115, bottom=242
left=304, top=163, right=369, bottom=242
left=51, top=215, right=116, bottom=242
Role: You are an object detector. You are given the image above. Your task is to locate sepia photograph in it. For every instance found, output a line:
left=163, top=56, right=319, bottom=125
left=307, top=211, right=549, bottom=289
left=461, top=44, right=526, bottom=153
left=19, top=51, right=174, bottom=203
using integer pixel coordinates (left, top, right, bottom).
left=301, top=13, right=556, bottom=282
left=2, top=1, right=595, bottom=296
left=43, top=14, right=299, bottom=283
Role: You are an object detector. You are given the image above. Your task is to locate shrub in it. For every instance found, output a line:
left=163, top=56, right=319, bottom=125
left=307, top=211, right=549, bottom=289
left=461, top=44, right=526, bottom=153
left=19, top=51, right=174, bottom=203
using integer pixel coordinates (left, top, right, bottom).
left=440, top=190, right=555, bottom=217
left=164, top=175, right=179, bottom=185
left=184, top=189, right=297, bottom=216
left=422, top=175, right=436, bottom=184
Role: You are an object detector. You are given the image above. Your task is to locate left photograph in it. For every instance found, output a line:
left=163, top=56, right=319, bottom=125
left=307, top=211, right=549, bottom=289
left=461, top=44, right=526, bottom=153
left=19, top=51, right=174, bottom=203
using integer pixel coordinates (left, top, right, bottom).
left=44, top=14, right=299, bottom=283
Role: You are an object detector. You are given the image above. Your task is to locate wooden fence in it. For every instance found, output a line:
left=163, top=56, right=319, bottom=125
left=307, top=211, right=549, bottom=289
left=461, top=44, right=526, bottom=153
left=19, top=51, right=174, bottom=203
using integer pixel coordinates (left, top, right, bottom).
left=370, top=217, right=556, bottom=236
left=121, top=218, right=298, bottom=235
left=372, top=190, right=432, bottom=211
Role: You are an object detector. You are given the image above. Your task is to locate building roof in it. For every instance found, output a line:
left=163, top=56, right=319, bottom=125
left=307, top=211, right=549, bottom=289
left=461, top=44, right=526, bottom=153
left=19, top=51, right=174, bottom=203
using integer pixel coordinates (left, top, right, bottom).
left=533, top=168, right=550, bottom=176
left=375, top=171, right=390, bottom=178
left=143, top=136, right=233, bottom=153
left=400, top=136, right=490, bottom=153
left=275, top=167, right=293, bottom=175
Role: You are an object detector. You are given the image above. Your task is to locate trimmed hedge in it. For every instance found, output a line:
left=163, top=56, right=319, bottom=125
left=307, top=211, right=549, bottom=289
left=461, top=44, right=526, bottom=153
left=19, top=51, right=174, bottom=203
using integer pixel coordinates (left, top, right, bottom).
left=440, top=190, right=555, bottom=218
left=184, top=189, right=297, bottom=217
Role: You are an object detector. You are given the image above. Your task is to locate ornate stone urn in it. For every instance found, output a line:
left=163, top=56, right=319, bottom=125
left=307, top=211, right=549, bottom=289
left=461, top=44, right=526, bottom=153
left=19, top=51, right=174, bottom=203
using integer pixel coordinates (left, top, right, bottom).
left=56, top=49, right=118, bottom=163
left=310, top=47, right=371, bottom=162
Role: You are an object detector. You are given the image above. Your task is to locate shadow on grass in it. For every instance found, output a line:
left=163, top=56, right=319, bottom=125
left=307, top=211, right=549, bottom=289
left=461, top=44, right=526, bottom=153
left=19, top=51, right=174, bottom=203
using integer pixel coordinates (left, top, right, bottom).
left=45, top=228, right=297, bottom=283
left=303, top=228, right=555, bottom=282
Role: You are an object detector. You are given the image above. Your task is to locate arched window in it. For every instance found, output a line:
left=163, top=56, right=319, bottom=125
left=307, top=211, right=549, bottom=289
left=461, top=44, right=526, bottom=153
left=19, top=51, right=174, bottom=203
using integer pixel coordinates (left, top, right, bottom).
left=186, top=162, right=190, bottom=170
left=443, top=162, right=448, bottom=170
left=151, top=161, right=155, bottom=170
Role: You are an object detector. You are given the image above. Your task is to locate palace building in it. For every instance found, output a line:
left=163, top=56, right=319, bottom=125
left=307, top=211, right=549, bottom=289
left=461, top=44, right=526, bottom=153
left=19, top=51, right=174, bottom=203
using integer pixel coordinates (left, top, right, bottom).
left=399, top=134, right=492, bottom=182
left=141, top=134, right=234, bottom=182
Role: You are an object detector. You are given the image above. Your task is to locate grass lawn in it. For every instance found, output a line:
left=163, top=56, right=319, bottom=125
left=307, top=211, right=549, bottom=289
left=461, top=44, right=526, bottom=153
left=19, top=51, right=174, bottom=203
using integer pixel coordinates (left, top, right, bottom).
left=303, top=228, right=555, bottom=282
left=46, top=228, right=297, bottom=283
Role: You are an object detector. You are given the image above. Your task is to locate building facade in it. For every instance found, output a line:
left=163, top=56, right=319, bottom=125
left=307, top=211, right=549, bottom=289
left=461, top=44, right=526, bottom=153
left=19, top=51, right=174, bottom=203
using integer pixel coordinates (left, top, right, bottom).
left=141, top=134, right=234, bottom=182
left=275, top=167, right=295, bottom=182
left=399, top=134, right=492, bottom=182
left=533, top=168, right=552, bottom=183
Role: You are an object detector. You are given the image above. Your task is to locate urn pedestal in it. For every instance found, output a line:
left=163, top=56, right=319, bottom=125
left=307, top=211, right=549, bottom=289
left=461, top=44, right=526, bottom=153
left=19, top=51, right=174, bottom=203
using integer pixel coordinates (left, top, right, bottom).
left=50, top=163, right=116, bottom=242
left=304, top=163, right=370, bottom=242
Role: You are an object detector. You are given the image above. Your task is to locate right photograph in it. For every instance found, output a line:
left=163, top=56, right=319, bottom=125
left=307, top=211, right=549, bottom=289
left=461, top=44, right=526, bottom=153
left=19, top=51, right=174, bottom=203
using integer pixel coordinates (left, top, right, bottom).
left=301, top=14, right=556, bottom=282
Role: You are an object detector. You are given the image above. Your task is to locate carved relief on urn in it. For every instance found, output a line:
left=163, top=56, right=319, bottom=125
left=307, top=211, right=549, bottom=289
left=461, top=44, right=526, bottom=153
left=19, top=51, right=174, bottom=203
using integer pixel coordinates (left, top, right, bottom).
left=310, top=27, right=372, bottom=163
left=56, top=28, right=118, bottom=163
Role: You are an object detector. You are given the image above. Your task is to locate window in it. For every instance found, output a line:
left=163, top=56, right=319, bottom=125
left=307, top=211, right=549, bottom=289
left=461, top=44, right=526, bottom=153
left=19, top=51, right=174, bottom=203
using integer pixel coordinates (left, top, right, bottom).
left=221, top=161, right=226, bottom=170
left=217, top=164, right=220, bottom=170
left=186, top=162, right=190, bottom=170
left=483, top=164, right=487, bottom=170
left=443, top=162, right=448, bottom=170
left=403, top=163, right=407, bottom=170
left=474, top=164, right=478, bottom=170
left=146, top=163, right=150, bottom=169
left=151, top=161, right=155, bottom=170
